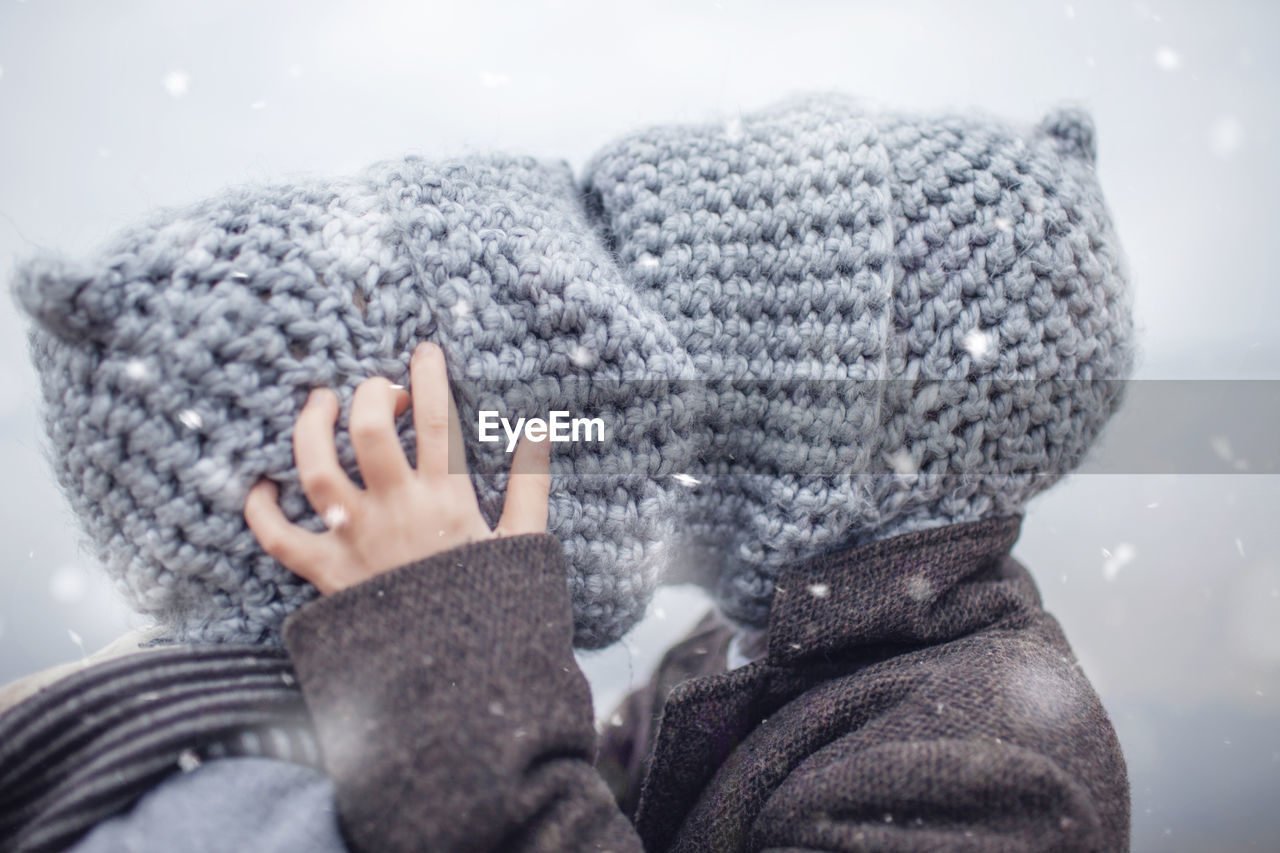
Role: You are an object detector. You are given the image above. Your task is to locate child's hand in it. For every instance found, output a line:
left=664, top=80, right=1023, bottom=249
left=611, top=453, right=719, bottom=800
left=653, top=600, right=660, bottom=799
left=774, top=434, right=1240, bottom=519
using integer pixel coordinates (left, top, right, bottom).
left=244, top=341, right=551, bottom=594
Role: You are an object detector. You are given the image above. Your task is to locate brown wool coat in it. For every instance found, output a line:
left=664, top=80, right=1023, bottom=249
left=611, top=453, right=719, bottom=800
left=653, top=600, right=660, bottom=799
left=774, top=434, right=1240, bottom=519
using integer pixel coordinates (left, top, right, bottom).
left=282, top=515, right=1130, bottom=852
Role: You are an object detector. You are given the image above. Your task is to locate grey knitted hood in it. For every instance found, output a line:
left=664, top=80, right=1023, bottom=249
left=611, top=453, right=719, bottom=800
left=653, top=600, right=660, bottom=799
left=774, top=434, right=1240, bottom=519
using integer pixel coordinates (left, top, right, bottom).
left=581, top=93, right=1135, bottom=627
left=12, top=94, right=1133, bottom=648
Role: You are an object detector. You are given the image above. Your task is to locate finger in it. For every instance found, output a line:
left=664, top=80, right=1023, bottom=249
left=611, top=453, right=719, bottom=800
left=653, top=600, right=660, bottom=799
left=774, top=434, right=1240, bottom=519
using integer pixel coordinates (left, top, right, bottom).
left=294, top=389, right=361, bottom=517
left=495, top=433, right=551, bottom=535
left=411, top=342, right=467, bottom=478
left=244, top=479, right=328, bottom=580
left=349, top=376, right=414, bottom=492
left=445, top=387, right=467, bottom=476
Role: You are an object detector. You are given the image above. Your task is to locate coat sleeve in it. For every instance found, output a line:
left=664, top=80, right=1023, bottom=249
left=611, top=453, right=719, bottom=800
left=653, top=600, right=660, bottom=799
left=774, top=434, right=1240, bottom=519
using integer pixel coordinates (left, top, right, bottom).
left=280, top=532, right=645, bottom=853
left=754, top=739, right=1115, bottom=852
left=747, top=624, right=1130, bottom=853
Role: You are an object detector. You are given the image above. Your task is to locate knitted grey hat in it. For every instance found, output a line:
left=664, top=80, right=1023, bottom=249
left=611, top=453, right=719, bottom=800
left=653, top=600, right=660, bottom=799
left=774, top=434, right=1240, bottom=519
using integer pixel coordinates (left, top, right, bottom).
left=13, top=93, right=1133, bottom=648
left=13, top=155, right=701, bottom=649
left=581, top=93, right=1134, bottom=627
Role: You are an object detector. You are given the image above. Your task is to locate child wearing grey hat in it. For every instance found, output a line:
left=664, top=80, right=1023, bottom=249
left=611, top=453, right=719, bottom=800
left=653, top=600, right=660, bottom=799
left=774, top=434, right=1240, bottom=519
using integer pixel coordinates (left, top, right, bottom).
left=0, top=92, right=1133, bottom=852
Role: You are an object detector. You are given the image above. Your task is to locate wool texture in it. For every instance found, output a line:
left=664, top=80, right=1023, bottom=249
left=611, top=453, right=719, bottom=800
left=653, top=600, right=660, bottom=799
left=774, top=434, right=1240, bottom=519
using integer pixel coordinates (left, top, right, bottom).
left=11, top=94, right=1133, bottom=647
left=582, top=93, right=1134, bottom=627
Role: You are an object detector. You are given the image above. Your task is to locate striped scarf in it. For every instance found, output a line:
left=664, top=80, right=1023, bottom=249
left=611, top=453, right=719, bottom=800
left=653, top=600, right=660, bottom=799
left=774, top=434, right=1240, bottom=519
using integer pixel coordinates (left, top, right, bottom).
left=0, top=645, right=321, bottom=853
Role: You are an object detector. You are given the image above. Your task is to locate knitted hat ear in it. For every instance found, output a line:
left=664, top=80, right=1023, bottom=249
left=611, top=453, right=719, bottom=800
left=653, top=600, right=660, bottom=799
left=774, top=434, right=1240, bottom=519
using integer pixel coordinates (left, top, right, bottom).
left=11, top=254, right=123, bottom=346
left=1036, top=105, right=1098, bottom=164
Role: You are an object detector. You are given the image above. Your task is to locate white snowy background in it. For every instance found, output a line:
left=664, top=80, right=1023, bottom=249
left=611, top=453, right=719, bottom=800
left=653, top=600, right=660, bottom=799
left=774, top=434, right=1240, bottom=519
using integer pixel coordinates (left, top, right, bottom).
left=1, top=1, right=1277, bottom=850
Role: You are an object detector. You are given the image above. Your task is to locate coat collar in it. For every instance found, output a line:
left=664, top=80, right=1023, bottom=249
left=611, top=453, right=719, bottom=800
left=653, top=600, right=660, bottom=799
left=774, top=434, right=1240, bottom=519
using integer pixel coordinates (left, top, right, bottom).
left=765, top=514, right=1026, bottom=666
left=633, top=514, right=1028, bottom=850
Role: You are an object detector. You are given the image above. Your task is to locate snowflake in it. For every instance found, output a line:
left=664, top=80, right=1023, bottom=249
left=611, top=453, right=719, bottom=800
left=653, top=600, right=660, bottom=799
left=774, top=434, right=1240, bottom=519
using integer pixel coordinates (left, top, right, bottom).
left=323, top=504, right=350, bottom=530
left=163, top=70, right=190, bottom=98
left=124, top=358, right=150, bottom=382
left=962, top=328, right=993, bottom=360
left=177, top=749, right=202, bottom=773
left=1154, top=47, right=1182, bottom=71
left=1209, top=434, right=1249, bottom=470
left=886, top=449, right=917, bottom=477
left=904, top=574, right=933, bottom=602
left=1101, top=542, right=1137, bottom=581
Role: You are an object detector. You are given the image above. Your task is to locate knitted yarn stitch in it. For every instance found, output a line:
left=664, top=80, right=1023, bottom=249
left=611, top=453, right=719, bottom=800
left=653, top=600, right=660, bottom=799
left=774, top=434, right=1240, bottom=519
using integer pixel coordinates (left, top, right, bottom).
left=13, top=155, right=700, bottom=649
left=582, top=93, right=1134, bottom=627
left=13, top=94, right=1134, bottom=647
